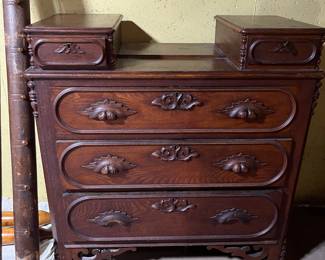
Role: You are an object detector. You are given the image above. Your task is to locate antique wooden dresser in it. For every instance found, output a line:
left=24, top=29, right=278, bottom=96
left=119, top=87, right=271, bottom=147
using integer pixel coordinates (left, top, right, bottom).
left=24, top=14, right=325, bottom=259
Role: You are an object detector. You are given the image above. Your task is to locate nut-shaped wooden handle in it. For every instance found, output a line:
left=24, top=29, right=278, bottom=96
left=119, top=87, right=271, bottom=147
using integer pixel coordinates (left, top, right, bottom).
left=82, top=153, right=136, bottom=176
left=89, top=210, right=137, bottom=227
left=81, top=99, right=137, bottom=122
left=228, top=161, right=250, bottom=174
left=219, top=98, right=273, bottom=121
left=210, top=208, right=257, bottom=224
left=216, top=153, right=265, bottom=174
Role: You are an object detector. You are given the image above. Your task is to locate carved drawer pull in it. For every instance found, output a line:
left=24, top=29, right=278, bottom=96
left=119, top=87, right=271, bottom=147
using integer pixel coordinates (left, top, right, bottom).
left=215, top=153, right=265, bottom=174
left=273, top=40, right=298, bottom=55
left=219, top=98, right=273, bottom=121
left=89, top=210, right=137, bottom=227
left=82, top=153, right=136, bottom=175
left=210, top=208, right=257, bottom=224
left=81, top=99, right=137, bottom=122
left=54, top=43, right=85, bottom=54
left=152, top=92, right=202, bottom=111
left=152, top=145, right=199, bottom=161
left=152, top=198, right=196, bottom=213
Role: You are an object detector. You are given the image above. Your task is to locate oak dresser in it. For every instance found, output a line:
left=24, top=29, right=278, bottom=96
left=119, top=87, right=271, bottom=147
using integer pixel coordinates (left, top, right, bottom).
left=24, top=14, right=325, bottom=260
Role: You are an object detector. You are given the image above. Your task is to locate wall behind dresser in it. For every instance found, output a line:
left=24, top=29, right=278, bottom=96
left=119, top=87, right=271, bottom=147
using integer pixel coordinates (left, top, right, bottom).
left=1, top=0, right=325, bottom=204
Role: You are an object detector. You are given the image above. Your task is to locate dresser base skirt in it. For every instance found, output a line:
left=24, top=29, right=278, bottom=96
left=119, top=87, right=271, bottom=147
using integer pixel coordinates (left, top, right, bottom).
left=59, top=241, right=286, bottom=260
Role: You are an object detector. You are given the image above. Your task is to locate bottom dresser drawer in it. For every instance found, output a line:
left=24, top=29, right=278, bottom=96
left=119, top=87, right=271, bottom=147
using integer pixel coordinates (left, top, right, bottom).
left=64, top=191, right=282, bottom=244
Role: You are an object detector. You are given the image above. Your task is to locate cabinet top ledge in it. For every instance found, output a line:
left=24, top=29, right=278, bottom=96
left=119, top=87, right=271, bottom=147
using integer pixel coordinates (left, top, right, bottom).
left=25, top=14, right=123, bottom=34
left=215, top=15, right=325, bottom=34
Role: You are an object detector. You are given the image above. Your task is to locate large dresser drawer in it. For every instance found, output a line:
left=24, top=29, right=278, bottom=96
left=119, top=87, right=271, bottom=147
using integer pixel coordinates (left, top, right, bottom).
left=64, top=191, right=281, bottom=243
left=53, top=87, right=296, bottom=134
left=57, top=139, right=291, bottom=190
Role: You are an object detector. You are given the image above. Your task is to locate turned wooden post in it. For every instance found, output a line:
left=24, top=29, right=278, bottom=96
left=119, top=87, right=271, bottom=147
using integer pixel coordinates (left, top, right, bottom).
left=3, top=0, right=39, bottom=259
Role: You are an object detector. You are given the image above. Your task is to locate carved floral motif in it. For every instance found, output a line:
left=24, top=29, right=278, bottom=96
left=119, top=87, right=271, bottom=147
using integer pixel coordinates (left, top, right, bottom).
left=152, top=145, right=199, bottom=161
left=54, top=43, right=85, bottom=55
left=215, top=153, right=265, bottom=174
left=89, top=210, right=137, bottom=227
left=210, top=208, right=257, bottom=224
left=273, top=40, right=298, bottom=55
left=82, top=154, right=136, bottom=175
left=219, top=98, right=273, bottom=121
left=151, top=198, right=196, bottom=213
left=208, top=245, right=268, bottom=260
left=81, top=99, right=137, bottom=122
left=151, top=92, right=202, bottom=111
left=78, top=247, right=137, bottom=260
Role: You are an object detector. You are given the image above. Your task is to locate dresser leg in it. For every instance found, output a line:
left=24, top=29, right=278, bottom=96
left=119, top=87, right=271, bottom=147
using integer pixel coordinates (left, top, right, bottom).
left=268, top=239, right=287, bottom=260
left=280, top=239, right=287, bottom=260
left=67, top=247, right=137, bottom=260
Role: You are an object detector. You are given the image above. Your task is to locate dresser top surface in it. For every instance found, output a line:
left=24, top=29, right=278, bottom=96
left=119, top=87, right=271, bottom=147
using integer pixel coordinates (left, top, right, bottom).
left=25, top=14, right=123, bottom=33
left=117, top=43, right=234, bottom=71
left=216, top=15, right=325, bottom=34
left=119, top=43, right=216, bottom=58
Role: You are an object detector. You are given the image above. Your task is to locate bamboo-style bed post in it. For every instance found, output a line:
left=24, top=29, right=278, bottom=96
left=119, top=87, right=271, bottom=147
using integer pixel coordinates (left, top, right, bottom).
left=3, top=0, right=39, bottom=259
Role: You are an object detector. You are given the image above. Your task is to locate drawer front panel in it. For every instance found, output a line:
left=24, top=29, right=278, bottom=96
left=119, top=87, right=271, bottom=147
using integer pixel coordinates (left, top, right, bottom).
left=65, top=191, right=280, bottom=242
left=248, top=37, right=319, bottom=66
left=54, top=87, right=296, bottom=134
left=57, top=139, right=291, bottom=189
left=32, top=37, right=107, bottom=68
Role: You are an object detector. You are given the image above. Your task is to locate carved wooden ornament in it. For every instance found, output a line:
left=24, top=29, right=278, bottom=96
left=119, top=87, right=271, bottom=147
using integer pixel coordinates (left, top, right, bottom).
left=89, top=210, right=137, bottom=227
left=82, top=154, right=136, bottom=175
left=219, top=98, right=273, bottom=121
left=210, top=208, right=257, bottom=224
left=152, top=92, right=202, bottom=110
left=152, top=145, right=199, bottom=161
left=54, top=43, right=86, bottom=54
left=152, top=198, right=196, bottom=213
left=208, top=245, right=268, bottom=260
left=215, top=153, right=265, bottom=174
left=27, top=80, right=38, bottom=118
left=240, top=34, right=248, bottom=69
left=79, top=248, right=137, bottom=260
left=273, top=40, right=298, bottom=55
left=82, top=99, right=137, bottom=122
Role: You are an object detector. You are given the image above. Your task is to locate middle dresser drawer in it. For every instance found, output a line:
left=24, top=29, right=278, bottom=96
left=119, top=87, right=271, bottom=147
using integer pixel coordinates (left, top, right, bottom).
left=57, top=139, right=292, bottom=190
left=53, top=87, right=296, bottom=135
